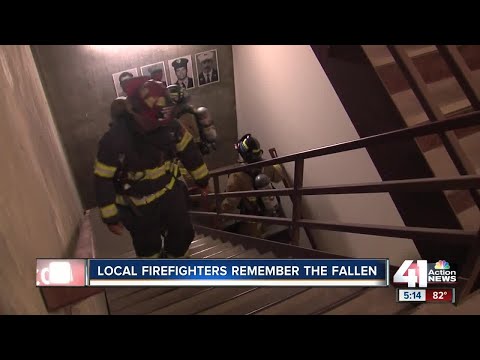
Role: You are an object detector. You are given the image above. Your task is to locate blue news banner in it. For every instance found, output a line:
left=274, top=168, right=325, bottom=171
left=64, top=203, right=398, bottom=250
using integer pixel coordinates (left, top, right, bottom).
left=87, top=259, right=389, bottom=287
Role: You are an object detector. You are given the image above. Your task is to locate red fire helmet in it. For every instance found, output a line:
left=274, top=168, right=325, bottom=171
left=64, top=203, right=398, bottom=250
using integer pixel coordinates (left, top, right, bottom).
left=122, top=76, right=174, bottom=128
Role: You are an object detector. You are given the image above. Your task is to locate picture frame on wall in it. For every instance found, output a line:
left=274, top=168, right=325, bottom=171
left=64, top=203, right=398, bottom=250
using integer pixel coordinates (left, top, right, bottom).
left=112, top=67, right=139, bottom=97
left=140, top=61, right=167, bottom=86
left=167, top=55, right=196, bottom=89
left=195, top=49, right=220, bottom=87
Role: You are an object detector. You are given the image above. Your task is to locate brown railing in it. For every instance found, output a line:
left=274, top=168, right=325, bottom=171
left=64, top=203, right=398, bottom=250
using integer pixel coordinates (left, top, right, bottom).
left=388, top=45, right=480, bottom=210
left=190, top=110, right=480, bottom=305
left=190, top=45, right=480, bottom=304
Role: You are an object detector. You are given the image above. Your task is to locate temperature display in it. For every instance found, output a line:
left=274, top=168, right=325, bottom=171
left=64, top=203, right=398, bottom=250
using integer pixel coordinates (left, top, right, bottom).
left=425, top=288, right=455, bottom=303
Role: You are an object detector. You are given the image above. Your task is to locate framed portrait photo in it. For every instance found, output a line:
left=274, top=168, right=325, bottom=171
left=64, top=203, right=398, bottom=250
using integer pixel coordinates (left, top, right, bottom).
left=167, top=55, right=196, bottom=89
left=195, top=49, right=220, bottom=87
left=112, top=67, right=139, bottom=97
left=140, top=61, right=167, bottom=86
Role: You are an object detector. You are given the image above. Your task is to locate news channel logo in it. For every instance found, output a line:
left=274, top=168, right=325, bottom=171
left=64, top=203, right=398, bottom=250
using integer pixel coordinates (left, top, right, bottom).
left=36, top=259, right=86, bottom=287
left=393, top=259, right=457, bottom=288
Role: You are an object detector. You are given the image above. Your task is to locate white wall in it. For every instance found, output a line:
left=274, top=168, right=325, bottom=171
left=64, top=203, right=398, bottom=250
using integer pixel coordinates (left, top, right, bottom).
left=0, top=46, right=83, bottom=314
left=232, top=45, right=420, bottom=265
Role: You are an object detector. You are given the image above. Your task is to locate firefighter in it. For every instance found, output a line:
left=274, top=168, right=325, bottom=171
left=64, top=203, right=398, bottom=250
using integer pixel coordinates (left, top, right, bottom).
left=220, top=133, right=283, bottom=237
left=109, top=96, right=128, bottom=126
left=166, top=85, right=217, bottom=209
left=94, top=76, right=210, bottom=258
left=167, top=84, right=217, bottom=159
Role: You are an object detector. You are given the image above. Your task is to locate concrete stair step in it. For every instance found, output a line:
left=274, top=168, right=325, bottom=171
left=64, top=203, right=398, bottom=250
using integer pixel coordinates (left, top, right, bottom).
left=197, top=286, right=308, bottom=315
left=254, top=287, right=366, bottom=315
left=148, top=247, right=269, bottom=315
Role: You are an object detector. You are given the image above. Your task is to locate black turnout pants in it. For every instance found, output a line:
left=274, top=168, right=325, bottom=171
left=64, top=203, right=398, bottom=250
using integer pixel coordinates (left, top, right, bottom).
left=119, top=181, right=194, bottom=257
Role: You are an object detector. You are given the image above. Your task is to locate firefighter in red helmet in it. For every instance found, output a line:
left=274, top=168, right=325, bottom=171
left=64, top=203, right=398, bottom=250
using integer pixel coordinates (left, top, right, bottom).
left=94, top=77, right=210, bottom=258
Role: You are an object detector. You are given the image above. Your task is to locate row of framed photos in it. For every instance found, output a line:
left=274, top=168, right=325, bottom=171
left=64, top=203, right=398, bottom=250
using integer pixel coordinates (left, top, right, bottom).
left=112, top=49, right=220, bottom=97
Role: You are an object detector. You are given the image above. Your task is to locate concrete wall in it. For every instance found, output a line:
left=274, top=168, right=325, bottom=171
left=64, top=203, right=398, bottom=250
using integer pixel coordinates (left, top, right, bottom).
left=232, top=45, right=421, bottom=265
left=32, top=45, right=239, bottom=209
left=0, top=45, right=83, bottom=314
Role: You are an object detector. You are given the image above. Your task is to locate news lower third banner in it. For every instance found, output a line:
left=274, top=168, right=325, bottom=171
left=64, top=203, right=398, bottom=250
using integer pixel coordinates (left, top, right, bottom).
left=36, top=258, right=389, bottom=287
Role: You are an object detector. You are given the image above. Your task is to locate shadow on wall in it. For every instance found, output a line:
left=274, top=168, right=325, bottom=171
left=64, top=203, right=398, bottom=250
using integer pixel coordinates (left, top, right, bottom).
left=31, top=45, right=239, bottom=209
left=277, top=160, right=352, bottom=252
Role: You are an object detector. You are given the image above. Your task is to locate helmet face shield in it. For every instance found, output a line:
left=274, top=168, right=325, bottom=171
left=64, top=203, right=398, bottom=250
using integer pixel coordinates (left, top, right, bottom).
left=123, top=77, right=174, bottom=131
left=166, top=84, right=185, bottom=105
left=235, top=134, right=263, bottom=163
left=248, top=148, right=263, bottom=162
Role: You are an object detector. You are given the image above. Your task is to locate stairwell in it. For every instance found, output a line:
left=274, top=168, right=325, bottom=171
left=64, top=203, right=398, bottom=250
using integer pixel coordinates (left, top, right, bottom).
left=86, top=208, right=419, bottom=315
left=362, top=45, right=480, bottom=230
left=91, top=46, right=480, bottom=315
left=43, top=45, right=480, bottom=315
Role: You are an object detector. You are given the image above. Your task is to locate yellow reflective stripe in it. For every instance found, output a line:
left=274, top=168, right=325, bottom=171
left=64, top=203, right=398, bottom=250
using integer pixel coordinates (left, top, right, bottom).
left=128, top=164, right=167, bottom=181
left=128, top=161, right=177, bottom=180
left=176, top=131, right=193, bottom=152
left=100, top=204, right=118, bottom=219
left=94, top=160, right=117, bottom=178
left=166, top=176, right=176, bottom=190
left=242, top=138, right=249, bottom=150
left=146, top=166, right=166, bottom=179
left=180, top=167, right=188, bottom=175
left=124, top=161, right=182, bottom=183
left=115, top=177, right=177, bottom=206
left=252, top=148, right=261, bottom=153
left=190, top=163, right=209, bottom=180
left=172, top=163, right=179, bottom=178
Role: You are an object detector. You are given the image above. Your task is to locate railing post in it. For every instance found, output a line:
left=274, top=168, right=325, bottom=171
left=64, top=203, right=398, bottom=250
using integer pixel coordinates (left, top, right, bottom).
left=213, top=175, right=221, bottom=229
left=269, top=148, right=318, bottom=249
left=291, top=158, right=304, bottom=246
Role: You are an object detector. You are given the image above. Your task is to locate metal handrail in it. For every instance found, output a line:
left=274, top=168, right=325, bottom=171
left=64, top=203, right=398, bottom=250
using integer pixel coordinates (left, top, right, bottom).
left=190, top=211, right=479, bottom=244
left=190, top=175, right=480, bottom=200
left=189, top=48, right=480, bottom=304
left=208, top=111, right=480, bottom=177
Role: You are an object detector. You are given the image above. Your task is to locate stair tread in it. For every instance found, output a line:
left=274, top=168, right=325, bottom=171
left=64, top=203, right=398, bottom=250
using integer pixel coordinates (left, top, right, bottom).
left=189, top=236, right=217, bottom=251
left=114, top=286, right=211, bottom=315
left=205, top=244, right=247, bottom=259
left=110, top=240, right=237, bottom=314
left=197, top=286, right=308, bottom=315
left=201, top=243, right=237, bottom=259
left=109, top=287, right=176, bottom=313
left=113, top=234, right=210, bottom=260
left=230, top=248, right=260, bottom=258
left=390, top=70, right=480, bottom=125
left=190, top=241, right=232, bottom=258
left=116, top=244, right=258, bottom=313
left=106, top=286, right=144, bottom=302
left=105, top=234, right=213, bottom=300
left=322, top=286, right=412, bottom=315
left=254, top=287, right=366, bottom=315
left=150, top=287, right=258, bottom=315
left=363, top=45, right=438, bottom=67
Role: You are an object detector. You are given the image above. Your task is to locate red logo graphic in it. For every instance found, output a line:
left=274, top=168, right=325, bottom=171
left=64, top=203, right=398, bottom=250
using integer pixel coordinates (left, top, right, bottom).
left=36, top=259, right=86, bottom=287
